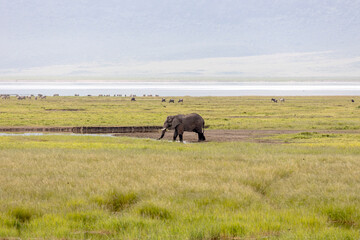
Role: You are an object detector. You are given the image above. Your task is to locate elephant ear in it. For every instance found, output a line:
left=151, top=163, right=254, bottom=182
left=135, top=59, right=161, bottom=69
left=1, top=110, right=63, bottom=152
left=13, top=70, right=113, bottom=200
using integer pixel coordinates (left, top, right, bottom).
left=172, top=117, right=182, bottom=128
left=167, top=116, right=173, bottom=122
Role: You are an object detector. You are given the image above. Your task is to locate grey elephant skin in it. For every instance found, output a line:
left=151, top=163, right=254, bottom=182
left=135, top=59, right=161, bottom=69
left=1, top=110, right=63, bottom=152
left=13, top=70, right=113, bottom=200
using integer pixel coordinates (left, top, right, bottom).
left=158, top=113, right=206, bottom=142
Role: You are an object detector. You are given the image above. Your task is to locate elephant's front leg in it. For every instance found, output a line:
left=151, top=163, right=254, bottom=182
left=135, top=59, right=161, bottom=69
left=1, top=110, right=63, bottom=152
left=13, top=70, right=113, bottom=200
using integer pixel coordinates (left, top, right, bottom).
left=177, top=125, right=184, bottom=142
left=173, top=129, right=178, bottom=141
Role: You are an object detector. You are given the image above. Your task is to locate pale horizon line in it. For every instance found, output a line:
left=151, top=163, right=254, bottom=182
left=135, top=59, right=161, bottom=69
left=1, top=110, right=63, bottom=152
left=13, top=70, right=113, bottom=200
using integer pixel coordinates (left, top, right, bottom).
left=1, top=51, right=360, bottom=80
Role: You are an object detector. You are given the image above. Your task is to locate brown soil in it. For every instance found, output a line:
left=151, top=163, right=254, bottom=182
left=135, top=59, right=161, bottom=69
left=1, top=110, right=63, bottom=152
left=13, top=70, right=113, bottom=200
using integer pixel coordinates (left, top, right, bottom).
left=113, top=129, right=360, bottom=143
left=44, top=109, right=85, bottom=111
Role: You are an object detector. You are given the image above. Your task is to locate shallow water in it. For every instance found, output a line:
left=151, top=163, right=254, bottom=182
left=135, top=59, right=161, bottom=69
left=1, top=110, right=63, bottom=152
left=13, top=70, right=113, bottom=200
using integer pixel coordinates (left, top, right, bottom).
left=0, top=132, right=115, bottom=137
left=1, top=82, right=360, bottom=96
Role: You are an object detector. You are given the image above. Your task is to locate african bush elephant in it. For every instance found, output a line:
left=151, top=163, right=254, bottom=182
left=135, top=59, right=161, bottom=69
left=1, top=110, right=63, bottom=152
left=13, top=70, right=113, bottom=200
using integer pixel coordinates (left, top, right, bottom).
left=158, top=113, right=206, bottom=142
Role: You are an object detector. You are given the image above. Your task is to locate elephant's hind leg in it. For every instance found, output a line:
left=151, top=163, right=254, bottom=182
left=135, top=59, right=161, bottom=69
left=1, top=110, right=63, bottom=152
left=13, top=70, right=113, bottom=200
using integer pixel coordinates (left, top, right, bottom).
left=201, top=133, right=206, bottom=141
left=196, top=131, right=206, bottom=142
left=197, top=132, right=202, bottom=141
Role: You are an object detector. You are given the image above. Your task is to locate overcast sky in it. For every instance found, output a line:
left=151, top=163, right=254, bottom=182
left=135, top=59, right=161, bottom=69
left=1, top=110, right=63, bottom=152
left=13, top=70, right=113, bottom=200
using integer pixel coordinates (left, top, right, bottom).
left=1, top=0, right=360, bottom=79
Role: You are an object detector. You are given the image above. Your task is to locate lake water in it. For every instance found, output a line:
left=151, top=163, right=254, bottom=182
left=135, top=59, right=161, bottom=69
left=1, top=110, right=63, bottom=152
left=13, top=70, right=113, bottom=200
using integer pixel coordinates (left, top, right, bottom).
left=1, top=82, right=360, bottom=96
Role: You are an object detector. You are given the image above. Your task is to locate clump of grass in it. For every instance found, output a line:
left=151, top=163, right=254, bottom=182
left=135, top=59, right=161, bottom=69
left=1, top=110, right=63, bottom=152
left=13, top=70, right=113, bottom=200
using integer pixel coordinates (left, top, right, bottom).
left=220, top=223, right=246, bottom=237
left=189, top=228, right=205, bottom=240
left=8, top=206, right=38, bottom=233
left=67, top=211, right=99, bottom=224
left=293, top=132, right=317, bottom=139
left=102, top=190, right=139, bottom=212
left=323, top=205, right=358, bottom=228
left=244, top=178, right=273, bottom=196
left=138, top=203, right=172, bottom=220
left=189, top=226, right=221, bottom=240
left=9, top=206, right=36, bottom=223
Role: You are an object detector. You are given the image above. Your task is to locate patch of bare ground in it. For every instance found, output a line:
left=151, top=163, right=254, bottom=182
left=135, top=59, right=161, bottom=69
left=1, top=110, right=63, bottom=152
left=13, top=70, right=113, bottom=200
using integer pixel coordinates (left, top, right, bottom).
left=114, top=129, right=290, bottom=143
left=44, top=108, right=85, bottom=111
left=113, top=129, right=360, bottom=143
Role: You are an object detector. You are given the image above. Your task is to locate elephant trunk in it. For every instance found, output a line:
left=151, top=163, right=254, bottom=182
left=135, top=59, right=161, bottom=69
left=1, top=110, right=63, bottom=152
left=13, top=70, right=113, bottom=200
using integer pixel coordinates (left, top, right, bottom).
left=158, top=128, right=167, bottom=140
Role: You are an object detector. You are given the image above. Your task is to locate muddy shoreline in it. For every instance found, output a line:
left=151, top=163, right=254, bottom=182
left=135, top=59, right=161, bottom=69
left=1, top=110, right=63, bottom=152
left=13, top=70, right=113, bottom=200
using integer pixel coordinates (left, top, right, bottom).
left=0, top=126, right=162, bottom=134
left=115, top=129, right=360, bottom=143
left=0, top=126, right=358, bottom=143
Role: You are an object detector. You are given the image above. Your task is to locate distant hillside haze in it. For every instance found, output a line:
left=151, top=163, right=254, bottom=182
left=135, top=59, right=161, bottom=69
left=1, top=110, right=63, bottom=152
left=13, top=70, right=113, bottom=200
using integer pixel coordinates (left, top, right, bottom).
left=0, top=0, right=359, bottom=79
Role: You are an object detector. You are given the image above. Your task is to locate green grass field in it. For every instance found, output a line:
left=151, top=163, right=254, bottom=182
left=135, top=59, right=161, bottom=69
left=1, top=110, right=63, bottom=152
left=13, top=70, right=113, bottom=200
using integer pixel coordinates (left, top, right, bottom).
left=0, top=96, right=359, bottom=129
left=0, top=96, right=359, bottom=239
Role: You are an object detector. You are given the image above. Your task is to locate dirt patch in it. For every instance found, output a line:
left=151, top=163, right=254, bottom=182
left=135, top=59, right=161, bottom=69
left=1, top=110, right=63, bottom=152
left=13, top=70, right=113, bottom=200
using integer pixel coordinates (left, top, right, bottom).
left=114, top=129, right=360, bottom=143
left=44, top=108, right=85, bottom=111
left=114, top=129, right=297, bottom=143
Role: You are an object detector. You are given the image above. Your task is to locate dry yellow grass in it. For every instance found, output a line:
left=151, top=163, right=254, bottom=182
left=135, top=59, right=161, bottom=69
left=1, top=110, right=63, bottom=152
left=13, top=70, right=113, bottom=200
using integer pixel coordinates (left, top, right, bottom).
left=0, top=135, right=359, bottom=239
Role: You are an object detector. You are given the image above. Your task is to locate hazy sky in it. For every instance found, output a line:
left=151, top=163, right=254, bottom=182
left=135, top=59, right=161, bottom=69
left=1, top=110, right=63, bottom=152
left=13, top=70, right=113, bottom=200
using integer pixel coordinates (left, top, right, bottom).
left=1, top=0, right=360, bottom=78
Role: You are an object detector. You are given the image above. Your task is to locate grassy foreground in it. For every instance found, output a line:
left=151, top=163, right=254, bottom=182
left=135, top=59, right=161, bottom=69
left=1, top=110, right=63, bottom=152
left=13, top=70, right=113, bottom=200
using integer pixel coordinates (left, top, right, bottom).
left=0, top=96, right=359, bottom=129
left=0, top=134, right=360, bottom=239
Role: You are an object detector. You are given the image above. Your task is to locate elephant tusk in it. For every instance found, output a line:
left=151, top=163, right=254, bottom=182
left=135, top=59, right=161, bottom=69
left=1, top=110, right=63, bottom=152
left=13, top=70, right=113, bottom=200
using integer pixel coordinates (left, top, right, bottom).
left=161, top=128, right=166, bottom=131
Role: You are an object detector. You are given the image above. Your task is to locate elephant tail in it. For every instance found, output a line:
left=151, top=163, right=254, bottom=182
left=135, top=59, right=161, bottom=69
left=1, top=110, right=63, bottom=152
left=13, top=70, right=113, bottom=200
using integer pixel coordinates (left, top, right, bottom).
left=202, top=121, right=205, bottom=134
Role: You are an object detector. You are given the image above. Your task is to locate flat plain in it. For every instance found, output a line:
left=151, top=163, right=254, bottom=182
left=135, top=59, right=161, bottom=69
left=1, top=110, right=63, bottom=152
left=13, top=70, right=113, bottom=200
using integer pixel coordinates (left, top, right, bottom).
left=0, top=96, right=359, bottom=239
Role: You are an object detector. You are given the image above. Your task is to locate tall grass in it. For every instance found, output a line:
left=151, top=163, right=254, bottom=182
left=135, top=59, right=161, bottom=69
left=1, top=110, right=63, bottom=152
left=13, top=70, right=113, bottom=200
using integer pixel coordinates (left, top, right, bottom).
left=0, top=135, right=359, bottom=239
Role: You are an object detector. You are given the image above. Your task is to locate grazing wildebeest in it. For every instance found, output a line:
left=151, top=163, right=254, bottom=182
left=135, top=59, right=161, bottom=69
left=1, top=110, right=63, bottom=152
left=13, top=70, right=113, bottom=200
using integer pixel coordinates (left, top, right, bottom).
left=351, top=99, right=355, bottom=102
left=53, top=94, right=59, bottom=97
left=169, top=99, right=175, bottom=103
left=178, top=99, right=183, bottom=103
left=131, top=97, right=136, bottom=101
left=158, top=113, right=206, bottom=142
left=1, top=95, right=10, bottom=99
left=280, top=98, right=285, bottom=102
left=161, top=98, right=166, bottom=102
left=271, top=98, right=278, bottom=103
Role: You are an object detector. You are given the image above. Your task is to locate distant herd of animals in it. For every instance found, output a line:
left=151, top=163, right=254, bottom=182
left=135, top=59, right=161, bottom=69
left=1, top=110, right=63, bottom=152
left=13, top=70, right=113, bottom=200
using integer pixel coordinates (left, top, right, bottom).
left=271, top=98, right=285, bottom=103
left=0, top=94, right=47, bottom=100
left=0, top=94, right=186, bottom=103
left=1, top=94, right=357, bottom=104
